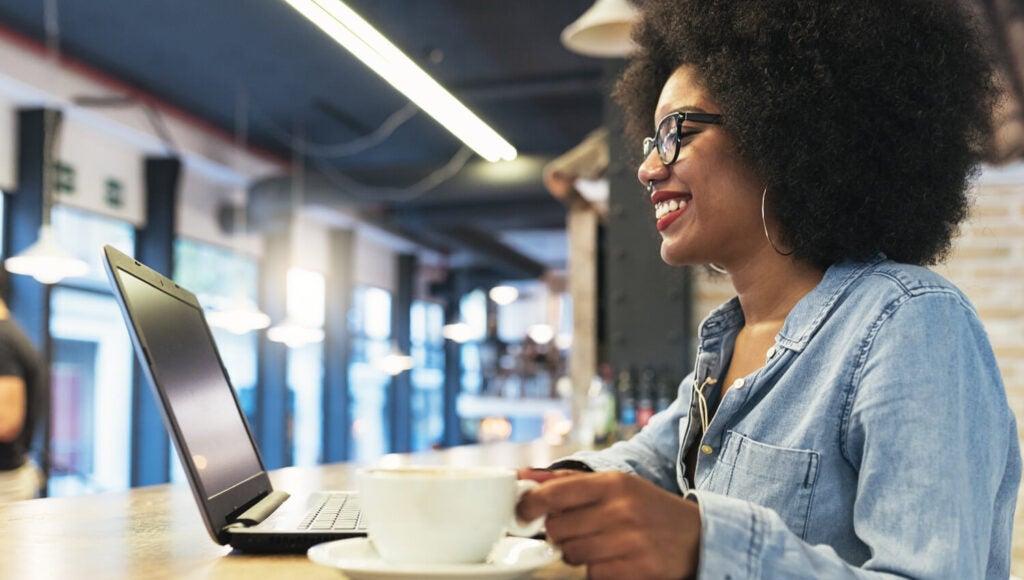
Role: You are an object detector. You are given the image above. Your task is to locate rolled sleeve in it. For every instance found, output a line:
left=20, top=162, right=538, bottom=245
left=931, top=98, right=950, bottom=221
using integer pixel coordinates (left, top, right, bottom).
left=686, top=491, right=762, bottom=580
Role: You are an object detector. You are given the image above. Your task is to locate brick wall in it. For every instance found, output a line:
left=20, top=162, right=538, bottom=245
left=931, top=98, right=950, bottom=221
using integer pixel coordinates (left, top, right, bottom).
left=688, top=162, right=1024, bottom=571
left=941, top=164, right=1024, bottom=574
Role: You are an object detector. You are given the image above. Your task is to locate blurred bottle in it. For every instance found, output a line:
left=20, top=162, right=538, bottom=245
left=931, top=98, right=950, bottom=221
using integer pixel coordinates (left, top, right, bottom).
left=636, top=368, right=656, bottom=428
left=586, top=363, right=616, bottom=448
left=584, top=375, right=611, bottom=448
left=599, top=363, right=617, bottom=445
left=616, top=369, right=638, bottom=440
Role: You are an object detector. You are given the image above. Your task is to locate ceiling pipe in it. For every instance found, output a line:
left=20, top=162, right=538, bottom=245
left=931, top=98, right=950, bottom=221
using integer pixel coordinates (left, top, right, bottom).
left=223, top=156, right=566, bottom=281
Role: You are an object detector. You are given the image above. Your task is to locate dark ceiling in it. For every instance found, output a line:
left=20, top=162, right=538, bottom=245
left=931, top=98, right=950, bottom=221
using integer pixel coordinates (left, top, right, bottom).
left=0, top=0, right=613, bottom=280
left=0, top=0, right=1020, bottom=283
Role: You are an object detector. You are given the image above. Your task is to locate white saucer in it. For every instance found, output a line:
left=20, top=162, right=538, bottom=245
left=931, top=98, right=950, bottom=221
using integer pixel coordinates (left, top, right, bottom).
left=307, top=536, right=561, bottom=580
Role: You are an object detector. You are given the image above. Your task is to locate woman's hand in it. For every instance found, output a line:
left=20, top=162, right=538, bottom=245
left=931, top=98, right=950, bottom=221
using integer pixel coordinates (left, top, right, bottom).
left=516, top=467, right=586, bottom=483
left=517, top=471, right=701, bottom=580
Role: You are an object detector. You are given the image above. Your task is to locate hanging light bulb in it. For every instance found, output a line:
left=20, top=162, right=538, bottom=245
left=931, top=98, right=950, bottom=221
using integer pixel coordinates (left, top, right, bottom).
left=205, top=298, right=272, bottom=335
left=441, top=322, right=473, bottom=343
left=266, top=318, right=325, bottom=348
left=206, top=92, right=273, bottom=334
left=488, top=285, right=519, bottom=306
left=527, top=323, right=555, bottom=345
left=5, top=88, right=88, bottom=284
left=374, top=340, right=415, bottom=376
left=5, top=224, right=89, bottom=284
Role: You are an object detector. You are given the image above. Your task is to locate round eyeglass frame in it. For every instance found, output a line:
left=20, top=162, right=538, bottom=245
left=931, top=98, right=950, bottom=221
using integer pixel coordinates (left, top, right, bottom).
left=643, top=111, right=724, bottom=166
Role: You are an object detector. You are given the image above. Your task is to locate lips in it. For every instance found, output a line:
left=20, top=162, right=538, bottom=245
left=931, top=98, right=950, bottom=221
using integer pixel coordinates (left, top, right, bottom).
left=650, top=190, right=692, bottom=232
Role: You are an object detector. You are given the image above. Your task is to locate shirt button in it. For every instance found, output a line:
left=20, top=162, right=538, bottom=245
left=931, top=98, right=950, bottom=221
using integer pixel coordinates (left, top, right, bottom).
left=766, top=346, right=777, bottom=359
left=731, top=378, right=745, bottom=390
left=700, top=444, right=714, bottom=455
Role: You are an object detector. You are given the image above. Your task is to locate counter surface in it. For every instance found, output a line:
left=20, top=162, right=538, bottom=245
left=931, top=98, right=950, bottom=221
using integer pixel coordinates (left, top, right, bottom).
left=0, top=440, right=585, bottom=579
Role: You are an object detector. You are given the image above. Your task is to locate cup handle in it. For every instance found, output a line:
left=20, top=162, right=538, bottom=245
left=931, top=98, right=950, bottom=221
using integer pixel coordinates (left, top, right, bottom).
left=507, top=479, right=545, bottom=537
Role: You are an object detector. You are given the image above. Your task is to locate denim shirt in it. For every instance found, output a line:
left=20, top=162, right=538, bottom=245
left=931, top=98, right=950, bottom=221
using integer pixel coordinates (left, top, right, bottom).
left=565, top=257, right=1020, bottom=578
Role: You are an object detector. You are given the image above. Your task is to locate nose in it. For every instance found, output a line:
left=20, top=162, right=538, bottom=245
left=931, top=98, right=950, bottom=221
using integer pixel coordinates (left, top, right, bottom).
left=637, top=149, right=669, bottom=190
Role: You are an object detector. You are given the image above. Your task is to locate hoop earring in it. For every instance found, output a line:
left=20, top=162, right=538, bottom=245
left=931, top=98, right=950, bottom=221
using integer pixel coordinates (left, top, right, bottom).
left=761, top=186, right=794, bottom=257
left=708, top=263, right=728, bottom=274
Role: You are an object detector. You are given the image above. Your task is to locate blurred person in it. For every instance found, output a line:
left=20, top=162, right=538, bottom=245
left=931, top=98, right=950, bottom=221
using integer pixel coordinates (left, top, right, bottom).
left=0, top=266, right=45, bottom=503
left=517, top=0, right=1021, bottom=578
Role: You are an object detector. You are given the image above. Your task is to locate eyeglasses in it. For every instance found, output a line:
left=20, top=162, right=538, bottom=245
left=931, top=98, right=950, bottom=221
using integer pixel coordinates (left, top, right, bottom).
left=642, top=111, right=724, bottom=166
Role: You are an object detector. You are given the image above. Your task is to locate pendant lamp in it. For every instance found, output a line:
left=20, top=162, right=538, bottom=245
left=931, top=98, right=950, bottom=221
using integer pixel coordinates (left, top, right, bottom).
left=5, top=223, right=89, bottom=284
left=374, top=339, right=415, bottom=376
left=4, top=107, right=88, bottom=285
left=204, top=90, right=271, bottom=334
left=560, top=0, right=639, bottom=58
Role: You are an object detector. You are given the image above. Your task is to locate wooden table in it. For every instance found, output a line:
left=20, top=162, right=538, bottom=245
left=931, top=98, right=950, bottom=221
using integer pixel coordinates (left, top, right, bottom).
left=0, top=440, right=586, bottom=579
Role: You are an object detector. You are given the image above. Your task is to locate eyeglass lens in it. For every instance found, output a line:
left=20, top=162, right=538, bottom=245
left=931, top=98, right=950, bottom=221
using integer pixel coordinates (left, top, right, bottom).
left=643, top=114, right=681, bottom=164
left=656, top=115, right=679, bottom=165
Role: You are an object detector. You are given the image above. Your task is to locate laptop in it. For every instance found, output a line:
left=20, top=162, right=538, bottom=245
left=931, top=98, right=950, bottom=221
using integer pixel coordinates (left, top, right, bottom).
left=103, top=244, right=366, bottom=553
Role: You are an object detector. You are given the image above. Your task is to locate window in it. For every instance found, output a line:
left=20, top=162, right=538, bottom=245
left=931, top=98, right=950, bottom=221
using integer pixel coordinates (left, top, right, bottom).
left=47, top=206, right=135, bottom=497
left=410, top=300, right=444, bottom=451
left=172, top=239, right=260, bottom=420
left=348, top=286, right=392, bottom=461
left=283, top=268, right=326, bottom=467
left=51, top=205, right=134, bottom=289
left=459, top=289, right=487, bottom=395
left=171, top=239, right=262, bottom=480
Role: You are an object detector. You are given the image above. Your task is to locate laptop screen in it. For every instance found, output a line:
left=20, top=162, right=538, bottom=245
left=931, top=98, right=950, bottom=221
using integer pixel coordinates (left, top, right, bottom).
left=117, top=268, right=263, bottom=500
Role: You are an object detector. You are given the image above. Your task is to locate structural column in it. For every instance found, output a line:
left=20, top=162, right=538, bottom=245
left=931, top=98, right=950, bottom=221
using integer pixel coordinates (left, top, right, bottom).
left=130, top=156, right=181, bottom=486
left=603, top=63, right=693, bottom=376
left=257, top=229, right=289, bottom=469
left=323, top=228, right=354, bottom=462
left=388, top=253, right=415, bottom=453
left=5, top=108, right=57, bottom=493
left=567, top=196, right=599, bottom=439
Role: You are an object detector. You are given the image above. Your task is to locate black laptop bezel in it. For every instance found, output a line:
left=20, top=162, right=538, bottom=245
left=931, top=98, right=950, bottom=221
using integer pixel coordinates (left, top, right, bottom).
left=103, top=244, right=275, bottom=545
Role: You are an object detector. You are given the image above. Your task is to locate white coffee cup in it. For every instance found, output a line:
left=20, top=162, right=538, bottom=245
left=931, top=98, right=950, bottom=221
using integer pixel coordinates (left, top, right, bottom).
left=357, top=466, right=545, bottom=564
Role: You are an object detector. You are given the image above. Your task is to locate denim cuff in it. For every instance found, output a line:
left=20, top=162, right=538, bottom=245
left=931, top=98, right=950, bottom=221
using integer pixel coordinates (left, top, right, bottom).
left=685, top=490, right=763, bottom=580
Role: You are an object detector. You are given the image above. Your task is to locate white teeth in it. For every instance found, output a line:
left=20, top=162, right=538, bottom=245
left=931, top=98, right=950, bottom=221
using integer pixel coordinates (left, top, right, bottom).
left=654, top=199, right=688, bottom=220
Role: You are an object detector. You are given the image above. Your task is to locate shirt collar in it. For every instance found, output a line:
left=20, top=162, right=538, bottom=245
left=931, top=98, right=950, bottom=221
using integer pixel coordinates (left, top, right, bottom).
left=696, top=255, right=888, bottom=351
left=776, top=254, right=887, bottom=352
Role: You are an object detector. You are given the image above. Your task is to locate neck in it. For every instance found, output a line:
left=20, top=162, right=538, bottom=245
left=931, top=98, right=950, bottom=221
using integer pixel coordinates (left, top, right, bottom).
left=722, top=248, right=824, bottom=329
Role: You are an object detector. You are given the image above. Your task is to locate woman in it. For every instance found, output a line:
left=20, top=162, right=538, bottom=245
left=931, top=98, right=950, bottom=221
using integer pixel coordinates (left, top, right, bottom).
left=517, top=0, right=1020, bottom=578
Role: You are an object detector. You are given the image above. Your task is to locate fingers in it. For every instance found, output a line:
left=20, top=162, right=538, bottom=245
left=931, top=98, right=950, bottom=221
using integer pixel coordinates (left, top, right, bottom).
left=544, top=497, right=631, bottom=543
left=554, top=516, right=640, bottom=565
left=517, top=473, right=702, bottom=579
left=517, top=471, right=630, bottom=522
left=516, top=467, right=584, bottom=483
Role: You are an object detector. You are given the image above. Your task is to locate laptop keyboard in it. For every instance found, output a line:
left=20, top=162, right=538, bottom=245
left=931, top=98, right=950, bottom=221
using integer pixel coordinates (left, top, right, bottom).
left=299, top=494, right=364, bottom=531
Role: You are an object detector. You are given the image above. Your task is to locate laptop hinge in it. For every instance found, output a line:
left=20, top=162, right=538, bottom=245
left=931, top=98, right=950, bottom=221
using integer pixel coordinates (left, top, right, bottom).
left=223, top=490, right=291, bottom=530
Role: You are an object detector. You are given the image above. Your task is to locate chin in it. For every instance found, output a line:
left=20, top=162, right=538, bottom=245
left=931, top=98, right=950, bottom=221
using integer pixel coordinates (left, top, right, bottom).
left=659, top=246, right=690, bottom=267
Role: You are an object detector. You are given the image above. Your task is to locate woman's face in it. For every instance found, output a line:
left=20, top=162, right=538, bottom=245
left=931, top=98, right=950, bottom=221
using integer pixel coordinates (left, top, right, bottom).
left=637, top=65, right=765, bottom=268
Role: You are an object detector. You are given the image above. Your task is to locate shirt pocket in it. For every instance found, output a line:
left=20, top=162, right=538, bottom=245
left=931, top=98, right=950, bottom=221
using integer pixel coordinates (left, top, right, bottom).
left=715, top=431, right=820, bottom=538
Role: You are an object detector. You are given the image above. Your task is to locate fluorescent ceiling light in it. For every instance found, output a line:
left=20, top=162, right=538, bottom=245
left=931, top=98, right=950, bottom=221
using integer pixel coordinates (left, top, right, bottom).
left=283, top=0, right=517, bottom=162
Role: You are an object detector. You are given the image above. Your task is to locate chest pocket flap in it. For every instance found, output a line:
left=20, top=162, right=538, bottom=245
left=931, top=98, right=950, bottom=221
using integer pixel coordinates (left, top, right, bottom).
left=714, top=431, right=820, bottom=538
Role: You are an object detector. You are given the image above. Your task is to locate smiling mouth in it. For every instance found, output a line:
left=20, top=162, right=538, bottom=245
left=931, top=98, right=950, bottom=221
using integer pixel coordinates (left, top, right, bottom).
left=654, top=198, right=689, bottom=220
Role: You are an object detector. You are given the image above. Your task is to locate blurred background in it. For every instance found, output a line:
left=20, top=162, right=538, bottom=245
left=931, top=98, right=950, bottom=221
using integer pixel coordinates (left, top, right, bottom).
left=0, top=1, right=1020, bottom=567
